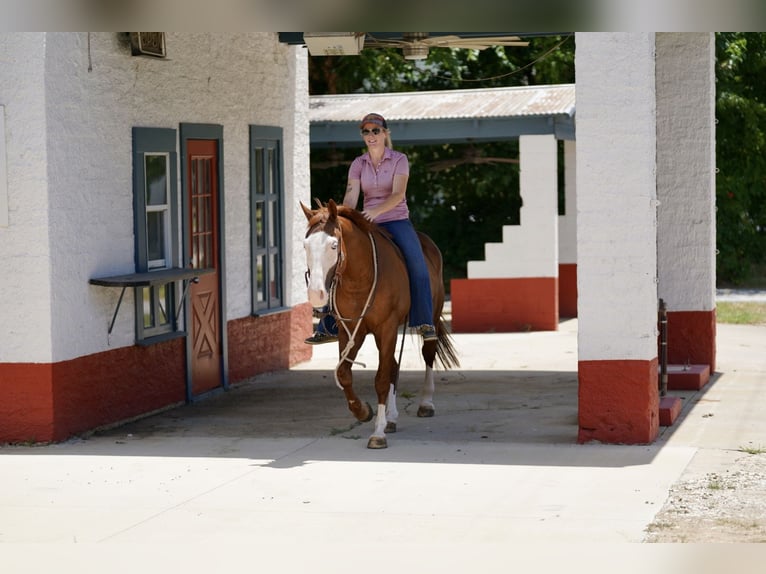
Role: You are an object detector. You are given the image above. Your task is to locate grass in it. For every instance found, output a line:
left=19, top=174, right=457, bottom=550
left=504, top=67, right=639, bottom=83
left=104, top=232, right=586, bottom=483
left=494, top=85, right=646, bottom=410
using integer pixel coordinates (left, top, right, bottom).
left=738, top=444, right=766, bottom=455
left=716, top=302, right=766, bottom=325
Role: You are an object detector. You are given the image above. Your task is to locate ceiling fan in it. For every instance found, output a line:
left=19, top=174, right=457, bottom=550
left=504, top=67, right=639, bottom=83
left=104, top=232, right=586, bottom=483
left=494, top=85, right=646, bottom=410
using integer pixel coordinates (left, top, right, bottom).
left=363, top=32, right=529, bottom=60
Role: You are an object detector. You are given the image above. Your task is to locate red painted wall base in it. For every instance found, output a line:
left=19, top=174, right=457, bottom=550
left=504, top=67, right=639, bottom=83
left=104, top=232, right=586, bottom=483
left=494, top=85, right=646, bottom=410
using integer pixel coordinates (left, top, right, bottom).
left=667, top=364, right=710, bottom=390
left=666, top=309, right=716, bottom=372
left=558, top=263, right=578, bottom=318
left=578, top=358, right=660, bottom=444
left=227, top=302, right=313, bottom=384
left=0, top=305, right=313, bottom=444
left=659, top=396, right=682, bottom=426
left=450, top=277, right=558, bottom=332
left=0, top=340, right=186, bottom=444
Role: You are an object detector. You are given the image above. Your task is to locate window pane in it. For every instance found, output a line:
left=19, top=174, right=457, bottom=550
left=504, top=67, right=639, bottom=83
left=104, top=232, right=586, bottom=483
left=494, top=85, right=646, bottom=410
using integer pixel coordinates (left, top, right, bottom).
left=145, top=155, right=167, bottom=206
left=255, top=149, right=264, bottom=195
left=269, top=201, right=279, bottom=247
left=147, top=210, right=166, bottom=266
left=192, top=235, right=200, bottom=268
left=269, top=252, right=280, bottom=298
left=255, top=255, right=265, bottom=302
left=143, top=286, right=154, bottom=328
left=255, top=201, right=265, bottom=248
left=268, top=148, right=275, bottom=194
left=158, top=283, right=170, bottom=326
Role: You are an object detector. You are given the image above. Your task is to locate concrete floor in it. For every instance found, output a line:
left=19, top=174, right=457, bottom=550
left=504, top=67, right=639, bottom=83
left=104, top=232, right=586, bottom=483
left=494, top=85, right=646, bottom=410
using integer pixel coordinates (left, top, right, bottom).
left=2, top=317, right=765, bottom=572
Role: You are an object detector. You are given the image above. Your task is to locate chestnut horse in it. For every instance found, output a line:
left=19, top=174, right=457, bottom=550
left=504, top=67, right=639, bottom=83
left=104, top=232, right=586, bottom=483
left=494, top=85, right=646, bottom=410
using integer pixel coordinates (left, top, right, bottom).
left=301, top=200, right=459, bottom=449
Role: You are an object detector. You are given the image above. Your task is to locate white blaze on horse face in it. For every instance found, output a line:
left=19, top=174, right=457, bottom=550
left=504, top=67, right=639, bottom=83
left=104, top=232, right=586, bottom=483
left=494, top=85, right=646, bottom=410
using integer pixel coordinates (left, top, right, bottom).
left=303, top=231, right=339, bottom=308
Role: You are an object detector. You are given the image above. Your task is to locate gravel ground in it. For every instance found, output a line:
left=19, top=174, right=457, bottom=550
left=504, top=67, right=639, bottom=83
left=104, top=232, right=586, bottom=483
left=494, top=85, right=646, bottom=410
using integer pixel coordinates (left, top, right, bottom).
left=644, top=451, right=766, bottom=542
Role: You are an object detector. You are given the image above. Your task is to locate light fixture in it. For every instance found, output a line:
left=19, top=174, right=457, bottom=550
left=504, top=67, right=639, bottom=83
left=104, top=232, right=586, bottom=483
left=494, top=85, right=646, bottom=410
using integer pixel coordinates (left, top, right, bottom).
left=129, top=33, right=166, bottom=58
left=303, top=33, right=365, bottom=56
left=402, top=32, right=429, bottom=60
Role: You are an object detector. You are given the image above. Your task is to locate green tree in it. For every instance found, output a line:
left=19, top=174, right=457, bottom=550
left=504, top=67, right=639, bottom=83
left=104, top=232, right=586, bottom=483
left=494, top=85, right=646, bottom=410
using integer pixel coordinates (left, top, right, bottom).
left=715, top=33, right=766, bottom=285
left=310, top=33, right=766, bottom=288
left=308, top=35, right=575, bottom=289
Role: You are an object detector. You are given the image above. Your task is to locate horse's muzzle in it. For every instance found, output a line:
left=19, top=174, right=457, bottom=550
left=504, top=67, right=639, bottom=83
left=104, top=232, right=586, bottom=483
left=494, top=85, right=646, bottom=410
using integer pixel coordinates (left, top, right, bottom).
left=307, top=288, right=329, bottom=309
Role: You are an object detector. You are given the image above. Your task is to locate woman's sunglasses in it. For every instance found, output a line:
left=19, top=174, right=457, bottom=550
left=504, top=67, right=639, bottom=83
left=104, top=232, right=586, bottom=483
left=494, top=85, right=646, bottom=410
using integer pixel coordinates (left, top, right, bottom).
left=360, top=128, right=382, bottom=136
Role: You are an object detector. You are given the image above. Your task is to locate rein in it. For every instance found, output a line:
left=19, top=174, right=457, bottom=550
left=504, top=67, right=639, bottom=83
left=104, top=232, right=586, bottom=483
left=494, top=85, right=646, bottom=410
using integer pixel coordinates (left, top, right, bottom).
left=332, top=229, right=379, bottom=390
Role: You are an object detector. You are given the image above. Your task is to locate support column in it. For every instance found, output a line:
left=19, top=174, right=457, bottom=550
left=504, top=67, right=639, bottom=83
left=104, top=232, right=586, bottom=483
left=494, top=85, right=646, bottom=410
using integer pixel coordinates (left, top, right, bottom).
left=559, top=140, right=577, bottom=317
left=451, top=134, right=559, bottom=332
left=656, top=33, right=717, bottom=377
left=576, top=33, right=659, bottom=444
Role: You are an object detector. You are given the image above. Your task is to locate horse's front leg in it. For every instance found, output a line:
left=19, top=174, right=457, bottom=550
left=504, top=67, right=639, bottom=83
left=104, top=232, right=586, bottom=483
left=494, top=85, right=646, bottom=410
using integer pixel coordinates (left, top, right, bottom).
left=367, top=338, right=399, bottom=449
left=335, top=335, right=374, bottom=424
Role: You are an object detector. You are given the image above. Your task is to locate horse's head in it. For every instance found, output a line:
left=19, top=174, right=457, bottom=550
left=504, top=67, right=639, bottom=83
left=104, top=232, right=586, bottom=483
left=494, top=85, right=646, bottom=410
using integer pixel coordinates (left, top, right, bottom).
left=301, top=199, right=343, bottom=309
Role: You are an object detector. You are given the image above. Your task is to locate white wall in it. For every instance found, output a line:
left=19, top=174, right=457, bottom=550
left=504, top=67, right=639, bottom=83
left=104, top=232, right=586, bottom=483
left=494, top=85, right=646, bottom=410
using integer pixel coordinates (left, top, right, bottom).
left=0, top=33, right=53, bottom=363
left=558, top=140, right=577, bottom=265
left=1, top=33, right=310, bottom=363
left=467, top=134, right=558, bottom=278
left=576, top=32, right=659, bottom=361
left=284, top=44, right=311, bottom=314
left=656, top=33, right=716, bottom=312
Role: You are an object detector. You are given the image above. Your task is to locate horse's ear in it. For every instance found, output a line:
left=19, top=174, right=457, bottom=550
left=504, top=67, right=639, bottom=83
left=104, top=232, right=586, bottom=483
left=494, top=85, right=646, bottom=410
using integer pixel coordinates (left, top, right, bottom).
left=327, top=199, right=338, bottom=219
left=300, top=202, right=314, bottom=222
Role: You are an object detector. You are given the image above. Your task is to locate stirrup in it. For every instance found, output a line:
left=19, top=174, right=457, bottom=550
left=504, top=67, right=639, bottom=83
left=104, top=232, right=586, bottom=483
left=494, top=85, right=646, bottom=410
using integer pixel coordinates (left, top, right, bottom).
left=304, top=331, right=338, bottom=345
left=418, top=325, right=437, bottom=342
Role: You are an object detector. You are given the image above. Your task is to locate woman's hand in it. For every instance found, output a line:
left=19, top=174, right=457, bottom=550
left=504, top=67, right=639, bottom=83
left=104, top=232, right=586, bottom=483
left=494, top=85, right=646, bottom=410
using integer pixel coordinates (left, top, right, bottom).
left=360, top=209, right=377, bottom=222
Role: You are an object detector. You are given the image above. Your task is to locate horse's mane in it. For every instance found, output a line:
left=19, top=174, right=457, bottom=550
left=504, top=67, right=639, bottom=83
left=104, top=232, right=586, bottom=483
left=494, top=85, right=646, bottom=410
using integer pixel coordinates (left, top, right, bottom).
left=307, top=201, right=381, bottom=237
left=335, top=205, right=377, bottom=234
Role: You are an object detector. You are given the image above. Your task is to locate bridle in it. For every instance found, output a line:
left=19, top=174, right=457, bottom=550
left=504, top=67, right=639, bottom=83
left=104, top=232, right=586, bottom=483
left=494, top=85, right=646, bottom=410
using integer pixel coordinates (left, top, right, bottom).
left=306, top=217, right=380, bottom=389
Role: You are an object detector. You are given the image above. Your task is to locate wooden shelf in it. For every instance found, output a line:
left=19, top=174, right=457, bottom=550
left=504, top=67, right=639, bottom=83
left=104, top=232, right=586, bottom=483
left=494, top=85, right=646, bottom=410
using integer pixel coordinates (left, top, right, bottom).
left=90, top=267, right=214, bottom=335
left=89, top=267, right=213, bottom=287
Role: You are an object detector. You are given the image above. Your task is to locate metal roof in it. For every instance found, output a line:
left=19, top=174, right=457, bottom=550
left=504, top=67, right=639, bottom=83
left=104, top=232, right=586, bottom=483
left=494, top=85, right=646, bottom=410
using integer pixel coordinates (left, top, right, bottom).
left=310, top=84, right=575, bottom=147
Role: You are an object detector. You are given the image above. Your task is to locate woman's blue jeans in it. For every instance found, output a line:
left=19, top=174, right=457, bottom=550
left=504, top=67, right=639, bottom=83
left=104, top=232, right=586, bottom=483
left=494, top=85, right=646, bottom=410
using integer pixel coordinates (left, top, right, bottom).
left=380, top=219, right=434, bottom=328
left=316, top=218, right=434, bottom=335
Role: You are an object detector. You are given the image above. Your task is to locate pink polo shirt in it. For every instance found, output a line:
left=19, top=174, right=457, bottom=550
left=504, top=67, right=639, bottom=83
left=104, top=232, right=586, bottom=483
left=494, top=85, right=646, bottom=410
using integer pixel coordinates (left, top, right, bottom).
left=348, top=147, right=410, bottom=224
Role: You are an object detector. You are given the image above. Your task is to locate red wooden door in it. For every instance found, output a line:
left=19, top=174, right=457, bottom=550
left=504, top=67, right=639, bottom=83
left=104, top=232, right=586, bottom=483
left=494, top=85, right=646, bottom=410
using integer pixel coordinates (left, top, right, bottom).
left=187, top=140, right=223, bottom=396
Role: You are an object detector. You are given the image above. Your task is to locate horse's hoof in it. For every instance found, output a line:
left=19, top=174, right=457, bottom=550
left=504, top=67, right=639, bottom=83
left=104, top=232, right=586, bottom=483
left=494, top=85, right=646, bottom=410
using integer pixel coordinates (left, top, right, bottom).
left=367, top=436, right=388, bottom=449
left=417, top=405, right=435, bottom=418
left=385, top=421, right=397, bottom=433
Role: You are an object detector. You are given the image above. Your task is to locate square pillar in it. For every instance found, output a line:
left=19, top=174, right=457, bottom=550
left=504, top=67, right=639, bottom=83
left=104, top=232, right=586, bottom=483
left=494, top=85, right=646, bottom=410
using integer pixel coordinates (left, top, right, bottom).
left=575, top=33, right=660, bottom=443
left=656, top=32, right=717, bottom=373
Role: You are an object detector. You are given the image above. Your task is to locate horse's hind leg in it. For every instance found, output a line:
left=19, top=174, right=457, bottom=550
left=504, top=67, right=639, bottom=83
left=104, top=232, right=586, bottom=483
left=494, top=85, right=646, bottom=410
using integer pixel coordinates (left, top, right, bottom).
left=385, top=383, right=398, bottom=433
left=417, top=341, right=437, bottom=418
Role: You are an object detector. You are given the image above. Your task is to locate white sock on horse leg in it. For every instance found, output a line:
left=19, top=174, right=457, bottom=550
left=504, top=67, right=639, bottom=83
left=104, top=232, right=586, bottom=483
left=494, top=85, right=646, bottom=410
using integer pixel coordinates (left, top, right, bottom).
left=419, top=365, right=435, bottom=409
left=372, top=403, right=387, bottom=438
left=385, top=384, right=398, bottom=424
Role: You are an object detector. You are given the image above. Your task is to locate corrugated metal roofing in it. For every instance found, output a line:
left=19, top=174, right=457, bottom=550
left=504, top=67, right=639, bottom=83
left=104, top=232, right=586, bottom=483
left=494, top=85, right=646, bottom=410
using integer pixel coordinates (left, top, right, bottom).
left=309, top=84, right=575, bottom=123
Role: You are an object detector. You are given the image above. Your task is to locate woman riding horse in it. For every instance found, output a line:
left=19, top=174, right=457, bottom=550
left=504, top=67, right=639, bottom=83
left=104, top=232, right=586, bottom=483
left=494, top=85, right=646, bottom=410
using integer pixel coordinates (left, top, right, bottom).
left=305, top=112, right=437, bottom=345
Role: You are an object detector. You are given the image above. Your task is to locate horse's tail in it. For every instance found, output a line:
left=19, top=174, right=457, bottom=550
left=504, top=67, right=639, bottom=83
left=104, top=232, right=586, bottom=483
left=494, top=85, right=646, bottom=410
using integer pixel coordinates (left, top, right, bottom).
left=435, top=314, right=460, bottom=370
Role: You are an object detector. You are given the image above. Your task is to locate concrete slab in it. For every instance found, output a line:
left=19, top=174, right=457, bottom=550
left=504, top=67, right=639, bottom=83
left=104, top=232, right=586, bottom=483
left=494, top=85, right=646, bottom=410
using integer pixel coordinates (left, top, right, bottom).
left=1, top=318, right=765, bottom=571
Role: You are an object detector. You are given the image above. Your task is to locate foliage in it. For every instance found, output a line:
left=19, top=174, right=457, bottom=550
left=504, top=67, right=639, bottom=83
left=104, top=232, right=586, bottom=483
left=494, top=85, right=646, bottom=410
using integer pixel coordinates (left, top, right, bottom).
left=715, top=33, right=766, bottom=285
left=308, top=35, right=575, bottom=289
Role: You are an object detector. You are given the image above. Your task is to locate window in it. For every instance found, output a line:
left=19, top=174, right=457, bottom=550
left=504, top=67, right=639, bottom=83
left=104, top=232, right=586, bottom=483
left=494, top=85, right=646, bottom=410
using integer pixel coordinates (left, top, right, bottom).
left=250, top=126, right=285, bottom=313
left=145, top=153, right=172, bottom=269
left=132, top=127, right=180, bottom=341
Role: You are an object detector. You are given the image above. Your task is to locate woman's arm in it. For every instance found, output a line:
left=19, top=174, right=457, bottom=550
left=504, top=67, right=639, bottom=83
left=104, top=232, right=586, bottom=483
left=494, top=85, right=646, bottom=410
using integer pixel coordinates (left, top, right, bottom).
left=360, top=174, right=408, bottom=222
left=342, top=178, right=361, bottom=209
